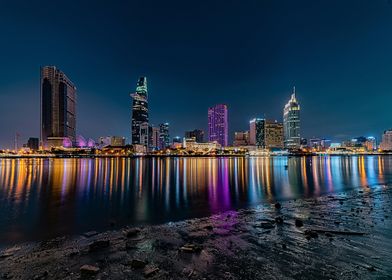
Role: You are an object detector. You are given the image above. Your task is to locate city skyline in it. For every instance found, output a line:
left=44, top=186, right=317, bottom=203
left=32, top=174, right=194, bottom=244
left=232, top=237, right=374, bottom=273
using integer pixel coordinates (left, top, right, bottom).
left=1, top=1, right=392, bottom=148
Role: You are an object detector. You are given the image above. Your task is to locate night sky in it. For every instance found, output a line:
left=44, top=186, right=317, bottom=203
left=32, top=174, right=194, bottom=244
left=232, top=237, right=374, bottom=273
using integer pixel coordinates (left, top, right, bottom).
left=1, top=0, right=392, bottom=148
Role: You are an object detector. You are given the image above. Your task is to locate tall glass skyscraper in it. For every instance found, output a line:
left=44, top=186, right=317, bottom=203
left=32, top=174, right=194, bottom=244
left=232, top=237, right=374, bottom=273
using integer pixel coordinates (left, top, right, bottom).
left=249, top=118, right=266, bottom=147
left=159, top=123, right=170, bottom=149
left=283, top=87, right=301, bottom=149
left=40, top=66, right=76, bottom=148
left=131, top=77, right=149, bottom=148
left=208, top=104, right=228, bottom=147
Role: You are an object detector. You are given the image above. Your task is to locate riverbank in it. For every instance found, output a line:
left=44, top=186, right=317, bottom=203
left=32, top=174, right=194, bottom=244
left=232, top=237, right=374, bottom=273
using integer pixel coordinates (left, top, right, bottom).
left=1, top=185, right=392, bottom=279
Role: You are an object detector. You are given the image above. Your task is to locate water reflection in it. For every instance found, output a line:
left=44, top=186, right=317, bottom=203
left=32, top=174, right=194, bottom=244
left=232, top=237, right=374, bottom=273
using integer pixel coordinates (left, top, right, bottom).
left=0, top=156, right=392, bottom=244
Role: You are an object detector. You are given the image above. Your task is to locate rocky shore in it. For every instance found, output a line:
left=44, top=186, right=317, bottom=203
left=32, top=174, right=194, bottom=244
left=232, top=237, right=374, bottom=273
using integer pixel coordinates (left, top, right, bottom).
left=1, top=185, right=392, bottom=279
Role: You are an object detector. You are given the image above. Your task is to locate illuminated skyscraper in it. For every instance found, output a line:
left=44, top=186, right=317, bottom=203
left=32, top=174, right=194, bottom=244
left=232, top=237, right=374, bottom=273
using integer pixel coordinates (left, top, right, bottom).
left=40, top=66, right=76, bottom=148
left=265, top=120, right=284, bottom=149
left=249, top=118, right=266, bottom=147
left=159, top=123, right=170, bottom=149
left=131, top=77, right=149, bottom=148
left=283, top=87, right=301, bottom=149
left=208, top=104, right=228, bottom=147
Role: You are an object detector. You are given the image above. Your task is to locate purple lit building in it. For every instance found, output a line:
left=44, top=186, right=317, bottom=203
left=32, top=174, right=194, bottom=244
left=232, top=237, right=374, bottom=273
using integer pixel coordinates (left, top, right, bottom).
left=208, top=104, right=228, bottom=147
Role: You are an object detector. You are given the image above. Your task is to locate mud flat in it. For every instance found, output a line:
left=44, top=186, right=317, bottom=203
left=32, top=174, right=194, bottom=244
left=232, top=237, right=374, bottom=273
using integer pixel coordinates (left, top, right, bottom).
left=1, top=185, right=392, bottom=279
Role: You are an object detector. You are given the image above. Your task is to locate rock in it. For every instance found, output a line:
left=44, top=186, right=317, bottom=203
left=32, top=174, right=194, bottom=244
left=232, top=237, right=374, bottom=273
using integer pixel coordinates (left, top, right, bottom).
left=130, top=259, right=147, bottom=269
left=83, top=231, right=98, bottom=238
left=204, top=225, right=213, bottom=231
left=179, top=244, right=202, bottom=253
left=80, top=265, right=100, bottom=276
left=274, top=203, right=282, bottom=209
left=88, top=240, right=110, bottom=252
left=304, top=230, right=319, bottom=239
left=144, top=267, right=159, bottom=278
left=295, top=219, right=304, bottom=227
left=1, top=273, right=13, bottom=279
left=125, top=228, right=140, bottom=238
left=260, top=222, right=275, bottom=229
left=275, top=217, right=284, bottom=224
left=125, top=241, right=138, bottom=250
left=33, top=271, right=49, bottom=280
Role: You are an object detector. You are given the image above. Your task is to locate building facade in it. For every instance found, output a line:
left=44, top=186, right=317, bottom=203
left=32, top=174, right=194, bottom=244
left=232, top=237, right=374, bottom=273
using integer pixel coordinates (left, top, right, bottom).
left=265, top=120, right=284, bottom=149
left=208, top=104, right=228, bottom=147
left=159, top=123, right=170, bottom=149
left=98, top=136, right=126, bottom=147
left=233, top=131, right=249, bottom=146
left=249, top=118, right=265, bottom=147
left=380, top=130, right=392, bottom=151
left=283, top=88, right=301, bottom=149
left=131, top=77, right=149, bottom=148
left=185, top=129, right=205, bottom=143
left=40, top=66, right=77, bottom=148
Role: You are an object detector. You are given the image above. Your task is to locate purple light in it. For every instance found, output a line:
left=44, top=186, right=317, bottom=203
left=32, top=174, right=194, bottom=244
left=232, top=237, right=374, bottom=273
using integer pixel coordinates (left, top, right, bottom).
left=63, top=137, right=72, bottom=148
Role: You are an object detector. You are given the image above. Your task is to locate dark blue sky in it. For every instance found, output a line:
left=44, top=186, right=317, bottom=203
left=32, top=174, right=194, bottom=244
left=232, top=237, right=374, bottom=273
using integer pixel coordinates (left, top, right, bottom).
left=1, top=0, right=392, bottom=148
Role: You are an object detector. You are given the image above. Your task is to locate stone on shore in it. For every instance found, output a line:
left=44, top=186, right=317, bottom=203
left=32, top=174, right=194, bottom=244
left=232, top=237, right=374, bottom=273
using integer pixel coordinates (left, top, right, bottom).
left=80, top=265, right=100, bottom=276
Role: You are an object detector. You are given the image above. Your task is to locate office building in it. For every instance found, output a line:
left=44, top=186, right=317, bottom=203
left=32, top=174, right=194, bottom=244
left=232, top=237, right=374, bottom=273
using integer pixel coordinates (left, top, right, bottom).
left=159, top=123, right=170, bottom=149
left=131, top=77, right=149, bottom=148
left=233, top=131, right=249, bottom=146
left=283, top=87, right=301, bottom=149
left=185, top=129, right=205, bottom=143
left=249, top=118, right=265, bottom=147
left=151, top=126, right=160, bottom=150
left=40, top=66, right=76, bottom=148
left=208, top=104, right=228, bottom=147
left=265, top=120, right=284, bottom=149
left=380, top=130, right=392, bottom=151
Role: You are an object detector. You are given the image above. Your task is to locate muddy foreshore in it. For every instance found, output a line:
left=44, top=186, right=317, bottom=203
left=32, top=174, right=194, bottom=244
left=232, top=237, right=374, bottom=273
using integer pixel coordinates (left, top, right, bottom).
left=1, top=185, right=392, bottom=280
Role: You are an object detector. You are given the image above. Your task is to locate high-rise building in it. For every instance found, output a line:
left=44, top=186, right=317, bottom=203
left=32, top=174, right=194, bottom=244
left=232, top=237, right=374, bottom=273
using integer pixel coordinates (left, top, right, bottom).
left=380, top=130, right=392, bottom=151
left=233, top=131, right=249, bottom=146
left=131, top=77, right=149, bottom=148
left=40, top=66, right=76, bottom=148
left=283, top=87, right=301, bottom=149
left=249, top=118, right=265, bottom=147
left=159, top=123, right=170, bottom=149
left=365, top=137, right=377, bottom=151
left=208, top=104, right=228, bottom=147
left=265, top=120, right=284, bottom=149
left=151, top=126, right=160, bottom=150
left=185, top=129, right=205, bottom=143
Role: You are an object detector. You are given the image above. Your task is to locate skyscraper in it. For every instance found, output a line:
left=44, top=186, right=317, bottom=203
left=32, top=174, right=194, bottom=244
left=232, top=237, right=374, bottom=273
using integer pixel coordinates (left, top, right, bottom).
left=40, top=66, right=76, bottom=148
left=208, top=104, right=228, bottom=147
left=249, top=118, right=265, bottom=147
left=151, top=126, right=160, bottom=150
left=131, top=77, right=149, bottom=148
left=283, top=87, right=301, bottom=149
left=265, top=120, right=284, bottom=149
left=159, top=123, right=170, bottom=149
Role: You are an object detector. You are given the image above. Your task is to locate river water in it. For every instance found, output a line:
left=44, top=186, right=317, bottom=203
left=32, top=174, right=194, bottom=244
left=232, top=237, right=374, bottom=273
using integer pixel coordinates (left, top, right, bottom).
left=0, top=156, right=391, bottom=244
